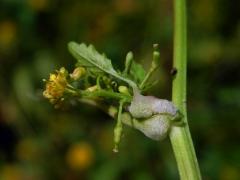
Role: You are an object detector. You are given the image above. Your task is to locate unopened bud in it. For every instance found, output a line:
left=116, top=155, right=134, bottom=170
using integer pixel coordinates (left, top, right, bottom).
left=86, top=85, right=98, bottom=92
left=70, top=67, right=86, bottom=80
left=118, top=86, right=130, bottom=95
left=123, top=51, right=134, bottom=74
left=153, top=43, right=159, bottom=50
left=152, top=44, right=160, bottom=67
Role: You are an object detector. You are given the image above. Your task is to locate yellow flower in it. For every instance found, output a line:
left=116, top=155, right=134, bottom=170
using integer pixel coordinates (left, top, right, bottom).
left=43, top=67, right=68, bottom=105
left=0, top=21, right=17, bottom=49
left=28, top=0, right=48, bottom=12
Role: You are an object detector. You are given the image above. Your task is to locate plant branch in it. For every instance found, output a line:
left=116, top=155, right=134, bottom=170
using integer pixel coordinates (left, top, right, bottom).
left=140, top=44, right=160, bottom=90
left=80, top=89, right=132, bottom=102
left=77, top=98, right=133, bottom=129
left=170, top=0, right=202, bottom=179
left=139, top=65, right=157, bottom=89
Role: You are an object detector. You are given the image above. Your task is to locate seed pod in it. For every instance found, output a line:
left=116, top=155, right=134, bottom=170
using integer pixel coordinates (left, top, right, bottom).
left=128, top=89, right=153, bottom=118
left=136, top=115, right=170, bottom=140
left=127, top=88, right=178, bottom=141
left=121, top=113, right=171, bottom=141
left=128, top=88, right=178, bottom=118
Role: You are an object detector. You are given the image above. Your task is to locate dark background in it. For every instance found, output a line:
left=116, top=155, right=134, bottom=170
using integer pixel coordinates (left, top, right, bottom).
left=0, top=0, right=239, bottom=179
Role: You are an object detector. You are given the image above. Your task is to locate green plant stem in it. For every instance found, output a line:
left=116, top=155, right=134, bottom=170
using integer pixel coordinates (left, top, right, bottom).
left=77, top=98, right=134, bottom=130
left=140, top=45, right=160, bottom=90
left=170, top=0, right=201, bottom=179
left=80, top=89, right=132, bottom=102
left=139, top=65, right=158, bottom=89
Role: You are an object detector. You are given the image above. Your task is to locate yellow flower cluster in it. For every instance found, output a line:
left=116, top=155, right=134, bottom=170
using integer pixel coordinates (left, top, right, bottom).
left=43, top=67, right=68, bottom=105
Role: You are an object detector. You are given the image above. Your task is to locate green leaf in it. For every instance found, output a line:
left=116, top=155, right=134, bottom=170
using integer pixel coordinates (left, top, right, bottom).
left=68, top=42, right=116, bottom=74
left=130, top=61, right=146, bottom=84
left=68, top=41, right=138, bottom=89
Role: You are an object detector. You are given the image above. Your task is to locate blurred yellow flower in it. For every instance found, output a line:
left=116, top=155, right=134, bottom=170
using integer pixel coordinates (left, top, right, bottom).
left=220, top=165, right=240, bottom=180
left=114, top=0, right=140, bottom=15
left=16, top=138, right=40, bottom=162
left=66, top=142, right=94, bottom=171
left=28, top=0, right=48, bottom=11
left=0, top=165, right=23, bottom=180
left=0, top=21, right=17, bottom=49
left=43, top=67, right=68, bottom=105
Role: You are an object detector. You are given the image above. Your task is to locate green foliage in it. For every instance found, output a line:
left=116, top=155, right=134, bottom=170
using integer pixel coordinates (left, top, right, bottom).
left=68, top=42, right=159, bottom=94
left=44, top=39, right=181, bottom=154
left=0, top=0, right=239, bottom=179
left=68, top=42, right=138, bottom=89
left=122, top=51, right=147, bottom=87
left=68, top=42, right=116, bottom=75
left=58, top=41, right=170, bottom=152
left=129, top=61, right=146, bottom=84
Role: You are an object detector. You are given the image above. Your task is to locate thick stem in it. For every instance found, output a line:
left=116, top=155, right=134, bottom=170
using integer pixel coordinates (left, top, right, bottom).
left=170, top=0, right=201, bottom=179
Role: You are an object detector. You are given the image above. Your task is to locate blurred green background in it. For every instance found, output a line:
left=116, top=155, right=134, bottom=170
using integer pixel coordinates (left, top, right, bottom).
left=0, top=0, right=239, bottom=179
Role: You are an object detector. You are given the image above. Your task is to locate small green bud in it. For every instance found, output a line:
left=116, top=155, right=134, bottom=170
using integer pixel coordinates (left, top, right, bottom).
left=123, top=51, right=134, bottom=74
left=86, top=85, right=98, bottom=92
left=153, top=43, right=159, bottom=50
left=113, top=122, right=123, bottom=153
left=118, top=86, right=130, bottom=95
left=152, top=44, right=160, bottom=67
left=126, top=51, right=133, bottom=63
left=113, top=100, right=124, bottom=153
left=70, top=67, right=86, bottom=80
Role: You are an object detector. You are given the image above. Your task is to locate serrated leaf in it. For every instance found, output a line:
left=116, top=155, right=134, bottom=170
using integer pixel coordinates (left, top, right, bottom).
left=68, top=42, right=138, bottom=89
left=130, top=61, right=146, bottom=84
left=68, top=42, right=117, bottom=74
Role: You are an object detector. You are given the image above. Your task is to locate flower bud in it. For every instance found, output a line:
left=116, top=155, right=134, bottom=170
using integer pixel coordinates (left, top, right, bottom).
left=86, top=85, right=98, bottom=92
left=123, top=51, right=133, bottom=74
left=128, top=88, right=177, bottom=118
left=152, top=44, right=160, bottom=67
left=118, top=86, right=130, bottom=95
left=70, top=67, right=86, bottom=80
